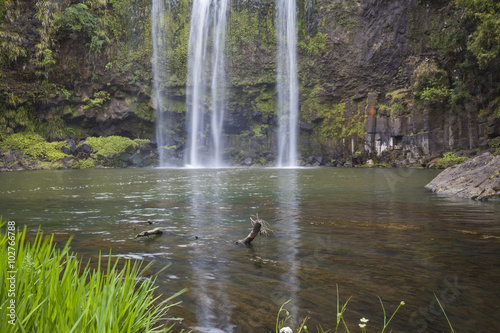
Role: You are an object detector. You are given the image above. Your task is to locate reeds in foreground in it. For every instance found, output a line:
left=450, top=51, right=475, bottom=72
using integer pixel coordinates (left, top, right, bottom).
left=275, top=285, right=454, bottom=333
left=0, top=219, right=185, bottom=333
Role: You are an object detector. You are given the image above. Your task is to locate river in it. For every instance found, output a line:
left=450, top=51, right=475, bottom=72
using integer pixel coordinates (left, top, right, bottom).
left=0, top=167, right=499, bottom=332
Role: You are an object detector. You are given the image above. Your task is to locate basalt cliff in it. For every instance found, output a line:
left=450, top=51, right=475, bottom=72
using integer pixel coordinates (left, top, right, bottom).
left=1, top=0, right=499, bottom=169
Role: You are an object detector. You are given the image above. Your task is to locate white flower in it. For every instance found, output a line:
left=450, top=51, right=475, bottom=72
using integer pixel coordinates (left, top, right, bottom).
left=359, top=323, right=366, bottom=328
left=360, top=317, right=369, bottom=323
left=400, top=301, right=405, bottom=305
left=280, top=327, right=293, bottom=333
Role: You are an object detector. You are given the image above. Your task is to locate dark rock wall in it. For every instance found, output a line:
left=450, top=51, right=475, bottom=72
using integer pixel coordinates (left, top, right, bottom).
left=0, top=0, right=499, bottom=166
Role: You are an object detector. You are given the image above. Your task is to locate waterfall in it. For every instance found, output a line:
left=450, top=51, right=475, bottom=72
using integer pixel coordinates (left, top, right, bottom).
left=186, top=0, right=228, bottom=168
left=152, top=0, right=169, bottom=166
left=276, top=0, right=299, bottom=167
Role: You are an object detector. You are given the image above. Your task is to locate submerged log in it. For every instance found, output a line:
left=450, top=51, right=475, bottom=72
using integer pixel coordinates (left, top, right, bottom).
left=135, top=228, right=163, bottom=239
left=236, top=214, right=273, bottom=245
left=236, top=219, right=262, bottom=245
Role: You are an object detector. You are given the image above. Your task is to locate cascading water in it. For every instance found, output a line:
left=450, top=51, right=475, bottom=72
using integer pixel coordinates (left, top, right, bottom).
left=185, top=0, right=228, bottom=168
left=276, top=0, right=299, bottom=167
left=152, top=0, right=170, bottom=167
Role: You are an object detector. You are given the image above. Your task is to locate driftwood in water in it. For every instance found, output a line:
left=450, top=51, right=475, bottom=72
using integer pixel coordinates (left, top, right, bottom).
left=236, top=219, right=262, bottom=245
left=236, top=214, right=273, bottom=245
left=135, top=228, right=163, bottom=239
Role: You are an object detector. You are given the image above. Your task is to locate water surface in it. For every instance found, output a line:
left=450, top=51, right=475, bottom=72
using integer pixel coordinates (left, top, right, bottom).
left=1, top=167, right=499, bottom=332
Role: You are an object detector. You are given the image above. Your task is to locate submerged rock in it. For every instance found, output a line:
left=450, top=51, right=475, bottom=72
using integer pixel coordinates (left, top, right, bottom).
left=425, top=152, right=500, bottom=200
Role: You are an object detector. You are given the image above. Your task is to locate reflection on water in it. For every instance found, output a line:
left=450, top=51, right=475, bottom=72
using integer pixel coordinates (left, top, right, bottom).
left=275, top=169, right=300, bottom=323
left=1, top=167, right=500, bottom=332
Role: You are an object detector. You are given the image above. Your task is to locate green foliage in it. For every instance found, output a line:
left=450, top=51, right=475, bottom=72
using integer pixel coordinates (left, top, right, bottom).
left=84, top=135, right=149, bottom=157
left=437, top=152, right=469, bottom=167
left=0, top=218, right=184, bottom=332
left=1, top=132, right=69, bottom=162
left=227, top=7, right=277, bottom=86
left=426, top=0, right=500, bottom=69
left=106, top=0, right=153, bottom=79
left=164, top=0, right=191, bottom=85
left=0, top=0, right=5, bottom=24
left=41, top=117, right=74, bottom=141
left=412, top=61, right=451, bottom=104
left=456, top=0, right=500, bottom=69
left=83, top=91, right=110, bottom=110
left=0, top=105, right=35, bottom=137
left=490, top=137, right=500, bottom=148
left=79, top=157, right=96, bottom=168
left=318, top=102, right=347, bottom=138
left=301, top=85, right=365, bottom=142
left=299, top=32, right=328, bottom=56
left=88, top=32, right=110, bottom=54
left=275, top=286, right=406, bottom=333
left=419, top=80, right=451, bottom=103
left=378, top=102, right=404, bottom=116
left=332, top=0, right=359, bottom=32
left=55, top=3, right=97, bottom=38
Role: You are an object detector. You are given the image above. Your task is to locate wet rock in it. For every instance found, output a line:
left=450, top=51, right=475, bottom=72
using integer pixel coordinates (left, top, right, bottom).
left=244, top=157, right=252, bottom=165
left=11, top=162, right=25, bottom=170
left=351, top=154, right=361, bottom=165
left=129, top=153, right=143, bottom=166
left=425, top=152, right=500, bottom=200
left=300, top=121, right=312, bottom=131
left=61, top=146, right=72, bottom=155
left=77, top=144, right=92, bottom=155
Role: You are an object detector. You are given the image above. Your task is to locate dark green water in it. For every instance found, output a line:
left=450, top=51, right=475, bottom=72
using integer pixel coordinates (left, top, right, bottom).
left=1, top=167, right=499, bottom=332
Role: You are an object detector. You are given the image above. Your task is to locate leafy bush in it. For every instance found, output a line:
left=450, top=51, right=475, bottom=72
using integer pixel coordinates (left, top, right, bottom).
left=85, top=136, right=149, bottom=157
left=82, top=90, right=110, bottom=110
left=0, top=219, right=184, bottom=332
left=55, top=3, right=97, bottom=39
left=437, top=152, right=469, bottom=167
left=1, top=133, right=68, bottom=162
left=456, top=0, right=500, bottom=69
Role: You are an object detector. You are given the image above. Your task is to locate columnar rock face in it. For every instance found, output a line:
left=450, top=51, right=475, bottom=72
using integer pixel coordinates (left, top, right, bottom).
left=425, top=152, right=500, bottom=200
left=0, top=0, right=499, bottom=166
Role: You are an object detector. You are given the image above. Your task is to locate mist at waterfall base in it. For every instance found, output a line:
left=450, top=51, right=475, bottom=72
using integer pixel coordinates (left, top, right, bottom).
left=2, top=168, right=500, bottom=332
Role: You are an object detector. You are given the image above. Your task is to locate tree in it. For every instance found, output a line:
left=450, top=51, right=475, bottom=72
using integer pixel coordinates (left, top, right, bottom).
left=456, top=0, right=500, bottom=68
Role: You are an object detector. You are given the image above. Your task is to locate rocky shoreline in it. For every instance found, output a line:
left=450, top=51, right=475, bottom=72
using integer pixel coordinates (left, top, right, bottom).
left=2, top=135, right=498, bottom=171
left=0, top=136, right=159, bottom=171
left=426, top=152, right=500, bottom=200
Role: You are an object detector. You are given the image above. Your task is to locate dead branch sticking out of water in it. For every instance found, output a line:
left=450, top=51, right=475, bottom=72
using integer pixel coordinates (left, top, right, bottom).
left=236, top=214, right=274, bottom=245
left=135, top=228, right=163, bottom=239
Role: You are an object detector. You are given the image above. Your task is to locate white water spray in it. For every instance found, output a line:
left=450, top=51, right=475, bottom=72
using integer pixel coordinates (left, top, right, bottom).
left=276, top=0, right=299, bottom=167
left=186, top=0, right=228, bottom=168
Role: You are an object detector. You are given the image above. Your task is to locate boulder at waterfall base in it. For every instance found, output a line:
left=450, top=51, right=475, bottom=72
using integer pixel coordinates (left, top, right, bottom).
left=425, top=152, right=500, bottom=200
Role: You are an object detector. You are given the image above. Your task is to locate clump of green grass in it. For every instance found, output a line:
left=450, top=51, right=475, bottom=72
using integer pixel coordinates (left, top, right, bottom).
left=0, top=218, right=184, bottom=333
left=437, top=152, right=469, bottom=168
